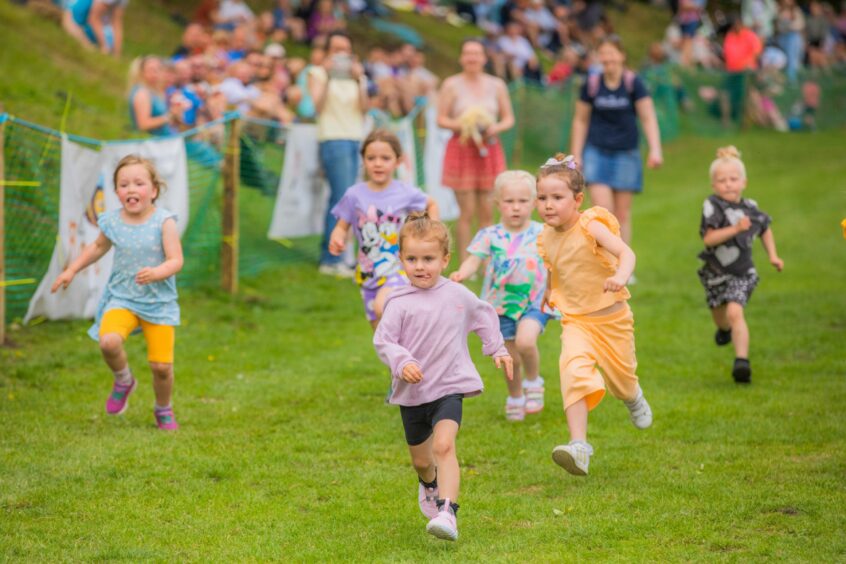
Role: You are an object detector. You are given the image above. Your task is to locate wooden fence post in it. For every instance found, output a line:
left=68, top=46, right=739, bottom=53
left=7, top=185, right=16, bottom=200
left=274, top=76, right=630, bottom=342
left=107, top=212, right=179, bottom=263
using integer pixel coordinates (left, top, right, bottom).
left=221, top=116, right=240, bottom=294
left=0, top=107, right=6, bottom=345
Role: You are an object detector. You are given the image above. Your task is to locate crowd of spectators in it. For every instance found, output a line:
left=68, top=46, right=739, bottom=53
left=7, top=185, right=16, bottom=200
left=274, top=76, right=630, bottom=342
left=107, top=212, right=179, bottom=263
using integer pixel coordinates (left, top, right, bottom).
left=118, top=0, right=439, bottom=139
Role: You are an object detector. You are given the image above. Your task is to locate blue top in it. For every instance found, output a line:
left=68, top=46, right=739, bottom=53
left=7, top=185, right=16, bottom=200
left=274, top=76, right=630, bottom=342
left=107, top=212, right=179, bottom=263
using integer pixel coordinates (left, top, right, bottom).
left=580, top=73, right=650, bottom=151
left=88, top=207, right=180, bottom=340
left=165, top=85, right=203, bottom=127
left=129, top=85, right=175, bottom=136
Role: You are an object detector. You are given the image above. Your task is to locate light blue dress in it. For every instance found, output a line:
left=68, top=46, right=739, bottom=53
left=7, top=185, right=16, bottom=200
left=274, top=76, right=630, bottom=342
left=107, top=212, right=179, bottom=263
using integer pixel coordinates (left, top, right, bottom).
left=88, top=207, right=180, bottom=340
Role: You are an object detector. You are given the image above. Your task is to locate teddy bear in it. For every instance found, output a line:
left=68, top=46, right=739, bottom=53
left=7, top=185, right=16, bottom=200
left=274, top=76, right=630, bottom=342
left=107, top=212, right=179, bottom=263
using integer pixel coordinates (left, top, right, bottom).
left=457, top=105, right=495, bottom=157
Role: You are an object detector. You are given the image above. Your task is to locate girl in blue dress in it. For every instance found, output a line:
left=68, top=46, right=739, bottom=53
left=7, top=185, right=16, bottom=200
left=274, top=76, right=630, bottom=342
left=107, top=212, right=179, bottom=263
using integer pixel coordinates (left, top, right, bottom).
left=52, top=155, right=184, bottom=430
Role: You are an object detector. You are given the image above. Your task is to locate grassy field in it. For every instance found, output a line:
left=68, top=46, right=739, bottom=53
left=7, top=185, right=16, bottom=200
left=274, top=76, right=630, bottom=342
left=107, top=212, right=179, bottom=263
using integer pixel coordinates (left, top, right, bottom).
left=2, top=128, right=845, bottom=561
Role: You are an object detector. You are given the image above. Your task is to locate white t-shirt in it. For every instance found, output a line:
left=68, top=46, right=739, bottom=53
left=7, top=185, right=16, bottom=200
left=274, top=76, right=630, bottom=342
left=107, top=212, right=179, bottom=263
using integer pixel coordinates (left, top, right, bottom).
left=218, top=0, right=254, bottom=23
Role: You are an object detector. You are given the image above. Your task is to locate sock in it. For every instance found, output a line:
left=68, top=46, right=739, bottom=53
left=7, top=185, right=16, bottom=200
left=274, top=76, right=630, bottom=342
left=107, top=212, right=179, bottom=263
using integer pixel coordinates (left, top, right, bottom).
left=522, top=375, right=544, bottom=388
left=436, top=499, right=460, bottom=515
left=113, top=366, right=132, bottom=385
left=506, top=395, right=526, bottom=406
left=419, top=475, right=438, bottom=489
left=154, top=403, right=172, bottom=411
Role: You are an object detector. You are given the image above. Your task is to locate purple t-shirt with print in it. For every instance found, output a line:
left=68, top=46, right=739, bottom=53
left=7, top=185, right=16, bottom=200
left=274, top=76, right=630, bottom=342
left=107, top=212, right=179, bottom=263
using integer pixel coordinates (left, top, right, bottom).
left=331, top=180, right=428, bottom=289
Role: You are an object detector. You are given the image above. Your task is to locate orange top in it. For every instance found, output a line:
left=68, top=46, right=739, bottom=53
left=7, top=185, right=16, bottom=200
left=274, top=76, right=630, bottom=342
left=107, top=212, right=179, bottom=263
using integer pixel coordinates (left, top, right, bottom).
left=538, top=206, right=630, bottom=316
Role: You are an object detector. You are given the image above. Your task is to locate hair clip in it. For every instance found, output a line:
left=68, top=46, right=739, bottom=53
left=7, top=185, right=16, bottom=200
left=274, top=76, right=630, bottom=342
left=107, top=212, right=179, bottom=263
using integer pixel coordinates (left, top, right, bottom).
left=541, top=155, right=577, bottom=170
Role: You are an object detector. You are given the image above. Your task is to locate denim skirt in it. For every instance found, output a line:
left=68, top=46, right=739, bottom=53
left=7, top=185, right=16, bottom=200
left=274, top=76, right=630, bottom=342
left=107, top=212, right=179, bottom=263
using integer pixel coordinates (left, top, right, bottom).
left=583, top=144, right=643, bottom=192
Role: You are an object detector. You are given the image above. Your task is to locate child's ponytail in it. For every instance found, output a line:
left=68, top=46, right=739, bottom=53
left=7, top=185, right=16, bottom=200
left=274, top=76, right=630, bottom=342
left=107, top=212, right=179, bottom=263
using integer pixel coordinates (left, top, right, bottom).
left=710, top=145, right=747, bottom=179
left=400, top=211, right=451, bottom=256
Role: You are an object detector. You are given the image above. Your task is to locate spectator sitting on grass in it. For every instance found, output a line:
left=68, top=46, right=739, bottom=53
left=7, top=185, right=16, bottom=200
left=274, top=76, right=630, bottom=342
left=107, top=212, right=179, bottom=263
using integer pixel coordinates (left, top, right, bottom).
left=497, top=21, right=541, bottom=82
left=128, top=56, right=178, bottom=136
left=173, top=23, right=210, bottom=59
left=218, top=60, right=261, bottom=115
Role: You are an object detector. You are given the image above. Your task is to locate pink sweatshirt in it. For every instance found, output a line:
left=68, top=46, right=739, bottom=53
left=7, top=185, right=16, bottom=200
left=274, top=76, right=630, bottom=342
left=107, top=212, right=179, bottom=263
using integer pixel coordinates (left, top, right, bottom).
left=374, top=277, right=508, bottom=407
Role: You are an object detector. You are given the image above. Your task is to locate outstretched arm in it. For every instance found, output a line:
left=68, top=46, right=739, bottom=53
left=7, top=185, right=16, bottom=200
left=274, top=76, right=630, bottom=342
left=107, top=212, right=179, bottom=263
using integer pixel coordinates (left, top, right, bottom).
left=449, top=254, right=483, bottom=282
left=51, top=231, right=112, bottom=292
left=760, top=228, right=784, bottom=271
left=587, top=221, right=636, bottom=292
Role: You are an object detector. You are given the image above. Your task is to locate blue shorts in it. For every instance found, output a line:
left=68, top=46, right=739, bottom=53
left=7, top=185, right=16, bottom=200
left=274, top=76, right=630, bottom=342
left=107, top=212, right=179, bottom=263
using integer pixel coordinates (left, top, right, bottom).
left=583, top=144, right=643, bottom=193
left=498, top=308, right=551, bottom=341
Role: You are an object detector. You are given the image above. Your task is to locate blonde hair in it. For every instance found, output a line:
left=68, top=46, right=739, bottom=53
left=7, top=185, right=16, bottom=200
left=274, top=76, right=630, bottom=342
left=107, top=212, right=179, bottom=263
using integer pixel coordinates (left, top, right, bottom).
left=709, top=145, right=747, bottom=180
left=536, top=152, right=585, bottom=195
left=113, top=155, right=167, bottom=202
left=127, top=56, right=160, bottom=95
left=493, top=170, right=536, bottom=200
left=399, top=211, right=450, bottom=256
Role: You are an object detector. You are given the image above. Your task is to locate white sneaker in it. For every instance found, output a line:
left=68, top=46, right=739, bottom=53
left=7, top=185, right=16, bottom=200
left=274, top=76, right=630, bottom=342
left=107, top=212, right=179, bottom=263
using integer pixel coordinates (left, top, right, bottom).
left=624, top=389, right=653, bottom=429
left=318, top=263, right=355, bottom=279
left=552, top=441, right=593, bottom=476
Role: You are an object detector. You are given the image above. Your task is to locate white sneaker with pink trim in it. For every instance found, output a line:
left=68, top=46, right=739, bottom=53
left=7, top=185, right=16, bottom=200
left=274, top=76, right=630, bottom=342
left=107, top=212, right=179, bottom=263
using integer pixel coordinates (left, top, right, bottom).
left=426, top=499, right=458, bottom=541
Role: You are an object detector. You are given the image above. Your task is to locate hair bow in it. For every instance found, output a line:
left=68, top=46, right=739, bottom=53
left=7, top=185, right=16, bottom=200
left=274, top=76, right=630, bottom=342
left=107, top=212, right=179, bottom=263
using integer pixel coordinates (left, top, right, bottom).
left=541, top=155, right=577, bottom=170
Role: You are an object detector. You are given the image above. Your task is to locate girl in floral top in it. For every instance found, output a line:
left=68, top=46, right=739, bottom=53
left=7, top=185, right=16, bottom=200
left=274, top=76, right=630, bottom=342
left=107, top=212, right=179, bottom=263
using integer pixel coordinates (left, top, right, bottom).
left=451, top=170, right=551, bottom=421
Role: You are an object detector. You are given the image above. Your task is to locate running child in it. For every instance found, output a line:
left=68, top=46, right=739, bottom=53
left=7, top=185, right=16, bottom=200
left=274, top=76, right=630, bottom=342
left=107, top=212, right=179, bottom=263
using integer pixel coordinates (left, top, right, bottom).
left=51, top=155, right=183, bottom=430
left=536, top=153, right=652, bottom=476
left=329, top=128, right=438, bottom=328
left=698, top=146, right=783, bottom=383
left=373, top=212, right=513, bottom=541
left=450, top=170, right=550, bottom=421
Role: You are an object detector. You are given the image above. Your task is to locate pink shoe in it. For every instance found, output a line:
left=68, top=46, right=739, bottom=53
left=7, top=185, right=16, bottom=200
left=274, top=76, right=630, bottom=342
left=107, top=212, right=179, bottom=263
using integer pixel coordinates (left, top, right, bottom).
left=418, top=481, right=439, bottom=519
left=105, top=378, right=136, bottom=415
left=505, top=399, right=525, bottom=421
left=525, top=385, right=545, bottom=414
left=426, top=499, right=458, bottom=541
left=154, top=406, right=179, bottom=430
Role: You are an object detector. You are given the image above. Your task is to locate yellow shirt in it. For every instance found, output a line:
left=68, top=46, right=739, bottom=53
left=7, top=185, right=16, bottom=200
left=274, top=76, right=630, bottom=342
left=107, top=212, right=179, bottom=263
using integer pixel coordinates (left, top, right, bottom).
left=310, top=66, right=364, bottom=141
left=538, top=206, right=630, bottom=316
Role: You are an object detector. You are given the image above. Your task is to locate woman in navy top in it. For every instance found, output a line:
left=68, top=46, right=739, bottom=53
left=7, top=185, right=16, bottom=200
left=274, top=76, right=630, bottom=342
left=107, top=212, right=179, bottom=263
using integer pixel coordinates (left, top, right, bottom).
left=570, top=36, right=662, bottom=256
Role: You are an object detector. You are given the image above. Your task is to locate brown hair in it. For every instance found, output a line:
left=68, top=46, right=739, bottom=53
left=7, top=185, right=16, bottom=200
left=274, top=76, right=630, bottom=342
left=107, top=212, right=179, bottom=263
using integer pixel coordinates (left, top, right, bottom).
left=113, top=154, right=167, bottom=201
left=536, top=152, right=585, bottom=195
left=597, top=34, right=626, bottom=57
left=399, top=211, right=450, bottom=256
left=360, top=128, right=403, bottom=159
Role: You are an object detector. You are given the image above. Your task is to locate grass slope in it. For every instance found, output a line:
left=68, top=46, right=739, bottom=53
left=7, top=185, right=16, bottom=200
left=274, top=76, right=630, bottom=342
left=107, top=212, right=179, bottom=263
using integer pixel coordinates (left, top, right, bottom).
left=2, top=130, right=845, bottom=561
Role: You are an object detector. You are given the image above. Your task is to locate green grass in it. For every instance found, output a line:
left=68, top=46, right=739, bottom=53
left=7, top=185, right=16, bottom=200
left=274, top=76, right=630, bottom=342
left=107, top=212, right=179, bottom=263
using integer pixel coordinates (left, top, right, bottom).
left=2, top=130, right=845, bottom=560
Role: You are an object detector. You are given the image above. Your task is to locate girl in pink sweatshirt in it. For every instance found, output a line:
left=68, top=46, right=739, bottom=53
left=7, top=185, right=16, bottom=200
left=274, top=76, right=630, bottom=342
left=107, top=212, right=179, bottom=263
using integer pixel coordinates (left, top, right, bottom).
left=374, top=212, right=513, bottom=542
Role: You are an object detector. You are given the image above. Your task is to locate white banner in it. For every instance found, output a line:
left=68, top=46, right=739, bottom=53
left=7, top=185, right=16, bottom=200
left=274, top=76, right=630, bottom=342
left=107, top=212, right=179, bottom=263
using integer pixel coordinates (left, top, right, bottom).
left=25, top=137, right=189, bottom=322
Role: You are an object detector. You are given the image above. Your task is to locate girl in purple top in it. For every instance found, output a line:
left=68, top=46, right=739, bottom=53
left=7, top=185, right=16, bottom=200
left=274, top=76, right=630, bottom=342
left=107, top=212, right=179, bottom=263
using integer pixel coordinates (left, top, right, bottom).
left=374, top=212, right=513, bottom=542
left=329, top=129, right=438, bottom=329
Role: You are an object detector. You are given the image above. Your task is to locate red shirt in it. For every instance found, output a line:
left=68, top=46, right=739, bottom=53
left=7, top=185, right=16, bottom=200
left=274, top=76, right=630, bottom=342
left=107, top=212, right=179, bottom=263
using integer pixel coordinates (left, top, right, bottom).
left=724, top=28, right=762, bottom=72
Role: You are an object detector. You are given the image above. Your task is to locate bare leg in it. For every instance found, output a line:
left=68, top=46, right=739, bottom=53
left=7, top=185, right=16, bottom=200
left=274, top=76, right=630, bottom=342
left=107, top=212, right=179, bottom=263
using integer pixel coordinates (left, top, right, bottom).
left=453, top=190, right=477, bottom=263
left=726, top=302, right=749, bottom=359
left=431, top=419, right=460, bottom=501
left=612, top=190, right=634, bottom=245
left=515, top=318, right=542, bottom=381
left=710, top=304, right=730, bottom=331
left=565, top=398, right=588, bottom=443
left=370, top=285, right=396, bottom=330
left=588, top=183, right=614, bottom=213
left=475, top=190, right=494, bottom=229
left=150, top=362, right=174, bottom=407
left=99, top=333, right=128, bottom=372
left=408, top=435, right=437, bottom=483
left=503, top=340, right=523, bottom=398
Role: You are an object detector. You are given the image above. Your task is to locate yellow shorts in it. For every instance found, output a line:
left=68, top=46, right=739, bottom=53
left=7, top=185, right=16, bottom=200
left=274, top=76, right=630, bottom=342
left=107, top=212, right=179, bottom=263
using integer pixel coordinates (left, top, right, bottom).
left=99, top=308, right=175, bottom=364
left=559, top=303, right=639, bottom=411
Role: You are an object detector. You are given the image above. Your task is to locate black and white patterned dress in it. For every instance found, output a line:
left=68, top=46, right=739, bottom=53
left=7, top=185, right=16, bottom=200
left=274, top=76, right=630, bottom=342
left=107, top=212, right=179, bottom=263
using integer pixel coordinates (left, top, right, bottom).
left=697, top=194, right=772, bottom=308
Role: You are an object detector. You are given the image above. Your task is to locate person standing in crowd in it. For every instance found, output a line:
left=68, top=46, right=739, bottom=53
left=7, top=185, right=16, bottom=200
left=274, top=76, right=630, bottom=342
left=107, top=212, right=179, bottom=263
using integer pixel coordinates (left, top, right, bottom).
left=308, top=30, right=368, bottom=277
left=436, top=38, right=515, bottom=263
left=776, top=0, right=806, bottom=82
left=570, top=36, right=662, bottom=273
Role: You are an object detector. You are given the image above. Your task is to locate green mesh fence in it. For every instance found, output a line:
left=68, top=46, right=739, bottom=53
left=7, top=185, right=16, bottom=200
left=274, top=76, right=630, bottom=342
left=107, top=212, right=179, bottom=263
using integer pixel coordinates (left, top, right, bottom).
left=505, top=81, right=577, bottom=165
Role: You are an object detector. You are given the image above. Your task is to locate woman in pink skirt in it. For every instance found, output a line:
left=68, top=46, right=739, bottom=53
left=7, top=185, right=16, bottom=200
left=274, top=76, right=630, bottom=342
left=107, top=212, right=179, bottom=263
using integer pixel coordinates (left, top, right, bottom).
left=437, top=38, right=515, bottom=262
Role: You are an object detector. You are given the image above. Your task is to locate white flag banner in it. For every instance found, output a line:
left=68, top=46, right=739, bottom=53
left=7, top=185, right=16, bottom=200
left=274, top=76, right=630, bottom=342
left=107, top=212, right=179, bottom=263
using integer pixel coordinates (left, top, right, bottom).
left=267, top=124, right=329, bottom=239
left=423, top=103, right=459, bottom=221
left=25, top=137, right=189, bottom=323
left=391, top=116, right=418, bottom=186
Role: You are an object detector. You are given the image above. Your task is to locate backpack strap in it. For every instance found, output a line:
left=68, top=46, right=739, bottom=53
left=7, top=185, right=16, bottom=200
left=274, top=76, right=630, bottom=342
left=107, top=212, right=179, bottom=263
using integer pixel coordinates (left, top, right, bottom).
left=587, top=73, right=601, bottom=99
left=623, top=69, right=636, bottom=94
